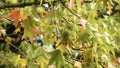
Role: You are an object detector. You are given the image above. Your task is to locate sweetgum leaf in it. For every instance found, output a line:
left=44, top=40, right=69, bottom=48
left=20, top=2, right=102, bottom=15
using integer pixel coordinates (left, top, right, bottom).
left=22, top=16, right=40, bottom=43
left=7, top=10, right=24, bottom=27
left=49, top=50, right=64, bottom=67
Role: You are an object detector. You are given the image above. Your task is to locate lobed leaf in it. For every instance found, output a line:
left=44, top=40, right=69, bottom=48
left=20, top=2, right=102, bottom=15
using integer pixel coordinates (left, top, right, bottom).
left=7, top=9, right=25, bottom=27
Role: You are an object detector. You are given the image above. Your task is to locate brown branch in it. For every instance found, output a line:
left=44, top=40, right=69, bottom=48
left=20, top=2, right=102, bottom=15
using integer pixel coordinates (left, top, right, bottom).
left=83, top=1, right=92, bottom=3
left=69, top=45, right=85, bottom=51
left=60, top=1, right=81, bottom=19
left=67, top=48, right=82, bottom=62
left=0, top=13, right=13, bottom=21
left=0, top=1, right=40, bottom=9
left=63, top=17, right=72, bottom=25
left=65, top=59, right=74, bottom=65
left=8, top=42, right=25, bottom=58
left=67, top=48, right=76, bottom=61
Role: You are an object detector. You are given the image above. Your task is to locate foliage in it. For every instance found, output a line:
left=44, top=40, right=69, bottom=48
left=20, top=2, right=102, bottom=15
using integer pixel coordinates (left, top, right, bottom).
left=0, top=0, right=120, bottom=68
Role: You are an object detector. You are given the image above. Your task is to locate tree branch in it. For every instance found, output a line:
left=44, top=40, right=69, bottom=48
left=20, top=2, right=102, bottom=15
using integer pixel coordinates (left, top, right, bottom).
left=60, top=1, right=81, bottom=19
left=65, top=59, right=74, bottom=65
left=69, top=45, right=85, bottom=51
left=63, top=17, right=72, bottom=25
left=67, top=48, right=81, bottom=62
left=8, top=42, right=25, bottom=58
left=0, top=13, right=13, bottom=21
left=0, top=1, right=40, bottom=9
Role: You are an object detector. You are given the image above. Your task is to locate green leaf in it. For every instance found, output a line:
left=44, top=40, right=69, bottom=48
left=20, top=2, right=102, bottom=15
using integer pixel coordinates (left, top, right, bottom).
left=115, top=5, right=120, bottom=10
left=108, top=44, right=116, bottom=56
left=77, top=31, right=90, bottom=42
left=26, top=45, right=34, bottom=60
left=76, top=0, right=81, bottom=9
left=83, top=48, right=92, bottom=62
left=32, top=45, right=47, bottom=59
left=115, top=0, right=120, bottom=3
left=49, top=50, right=64, bottom=67
left=11, top=55, right=20, bottom=66
left=27, top=62, right=39, bottom=68
left=22, top=16, right=40, bottom=43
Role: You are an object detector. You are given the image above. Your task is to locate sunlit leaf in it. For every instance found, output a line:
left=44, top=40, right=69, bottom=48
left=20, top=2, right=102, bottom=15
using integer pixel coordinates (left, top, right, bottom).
left=38, top=57, right=49, bottom=68
left=69, top=0, right=75, bottom=8
left=13, top=28, right=20, bottom=34
left=11, top=0, right=17, bottom=3
left=10, top=55, right=20, bottom=66
left=74, top=61, right=82, bottom=68
left=0, top=29, right=6, bottom=36
left=52, top=36, right=57, bottom=44
left=115, top=0, right=120, bottom=3
left=76, top=0, right=81, bottom=9
left=22, top=16, right=41, bottom=43
left=7, top=10, right=25, bottom=27
left=0, top=0, right=119, bottom=68
left=107, top=2, right=113, bottom=15
left=18, top=58, right=27, bottom=68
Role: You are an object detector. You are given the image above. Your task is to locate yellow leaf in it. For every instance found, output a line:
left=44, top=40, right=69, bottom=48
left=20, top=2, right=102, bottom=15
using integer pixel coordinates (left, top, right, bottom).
left=52, top=36, right=57, bottom=43
left=39, top=57, right=49, bottom=68
left=94, top=13, right=98, bottom=19
left=70, top=41, right=75, bottom=46
left=74, top=61, right=82, bottom=68
left=107, top=2, right=113, bottom=15
left=78, top=26, right=85, bottom=31
left=80, top=50, right=84, bottom=56
left=13, top=28, right=20, bottom=34
left=11, top=0, right=17, bottom=3
left=19, top=58, right=27, bottom=68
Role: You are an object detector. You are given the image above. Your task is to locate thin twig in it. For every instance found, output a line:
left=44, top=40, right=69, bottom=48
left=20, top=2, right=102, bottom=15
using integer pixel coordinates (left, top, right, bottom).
left=0, top=13, right=13, bottom=22
left=83, top=0, right=92, bottom=3
left=69, top=44, right=85, bottom=51
left=0, top=1, right=40, bottom=9
left=69, top=45, right=81, bottom=51
left=67, top=48, right=80, bottom=61
left=0, top=55, right=15, bottom=68
left=65, top=59, right=74, bottom=65
left=60, top=1, right=81, bottom=19
left=0, top=13, right=23, bottom=24
left=8, top=42, right=25, bottom=57
left=67, top=48, right=75, bottom=60
left=63, top=17, right=72, bottom=25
